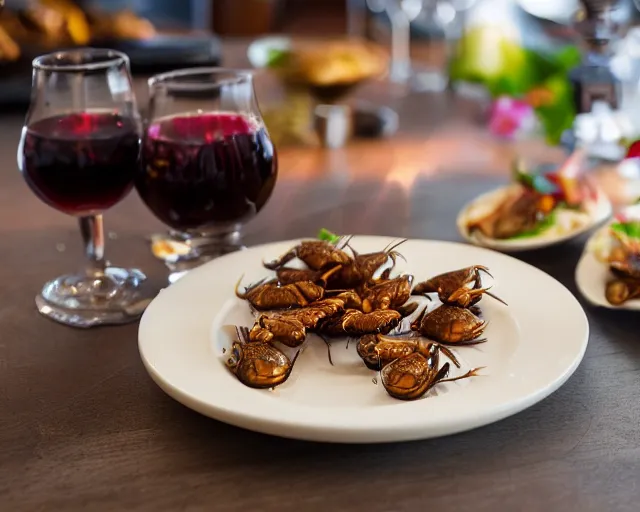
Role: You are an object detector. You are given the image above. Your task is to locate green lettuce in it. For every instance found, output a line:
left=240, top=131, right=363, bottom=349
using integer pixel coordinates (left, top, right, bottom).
left=265, top=48, right=291, bottom=69
left=611, top=220, right=640, bottom=240
left=317, top=228, right=341, bottom=244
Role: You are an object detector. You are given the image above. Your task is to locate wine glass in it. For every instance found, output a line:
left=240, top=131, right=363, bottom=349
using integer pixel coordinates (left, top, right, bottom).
left=367, top=0, right=478, bottom=91
left=136, top=68, right=278, bottom=280
left=18, top=48, right=154, bottom=328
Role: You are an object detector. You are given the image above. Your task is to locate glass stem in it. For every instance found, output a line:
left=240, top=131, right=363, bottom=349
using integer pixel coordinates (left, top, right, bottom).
left=386, top=0, right=411, bottom=84
left=80, top=215, right=106, bottom=276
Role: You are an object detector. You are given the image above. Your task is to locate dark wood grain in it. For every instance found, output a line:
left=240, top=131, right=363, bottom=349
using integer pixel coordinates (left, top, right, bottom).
left=2, top=42, right=640, bottom=512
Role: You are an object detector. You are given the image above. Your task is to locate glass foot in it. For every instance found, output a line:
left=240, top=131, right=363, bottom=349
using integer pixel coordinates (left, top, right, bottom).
left=36, top=267, right=155, bottom=328
left=150, top=229, right=247, bottom=283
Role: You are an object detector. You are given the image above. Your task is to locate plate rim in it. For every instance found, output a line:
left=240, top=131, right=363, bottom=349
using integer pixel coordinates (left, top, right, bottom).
left=139, top=236, right=590, bottom=443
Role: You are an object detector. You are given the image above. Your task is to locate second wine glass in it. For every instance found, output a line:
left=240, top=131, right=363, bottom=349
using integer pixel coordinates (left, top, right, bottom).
left=137, top=68, right=278, bottom=279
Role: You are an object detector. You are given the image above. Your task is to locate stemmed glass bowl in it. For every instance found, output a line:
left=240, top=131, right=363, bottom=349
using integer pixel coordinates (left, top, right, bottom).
left=136, top=68, right=278, bottom=278
left=18, top=48, right=154, bottom=327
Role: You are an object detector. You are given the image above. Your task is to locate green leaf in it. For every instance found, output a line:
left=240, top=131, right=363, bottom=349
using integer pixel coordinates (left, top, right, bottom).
left=534, top=74, right=576, bottom=145
left=508, top=211, right=557, bottom=239
left=486, top=75, right=528, bottom=97
left=553, top=45, right=582, bottom=72
left=611, top=221, right=640, bottom=240
left=512, top=160, right=535, bottom=188
left=265, top=48, right=291, bottom=68
left=318, top=228, right=341, bottom=244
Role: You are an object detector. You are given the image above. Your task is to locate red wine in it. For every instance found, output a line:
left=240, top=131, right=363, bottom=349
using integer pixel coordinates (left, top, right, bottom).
left=19, top=112, right=140, bottom=215
left=136, top=112, right=277, bottom=231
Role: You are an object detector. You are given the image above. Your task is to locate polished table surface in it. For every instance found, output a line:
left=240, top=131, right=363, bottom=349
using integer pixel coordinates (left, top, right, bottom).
left=2, top=49, right=640, bottom=512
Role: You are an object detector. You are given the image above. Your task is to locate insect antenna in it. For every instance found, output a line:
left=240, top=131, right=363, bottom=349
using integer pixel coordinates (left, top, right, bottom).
left=318, top=334, right=334, bottom=366
left=337, top=234, right=354, bottom=249
left=385, top=238, right=409, bottom=254
left=485, top=290, right=508, bottom=306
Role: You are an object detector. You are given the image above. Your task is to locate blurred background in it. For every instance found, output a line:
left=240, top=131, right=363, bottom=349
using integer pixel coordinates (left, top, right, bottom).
left=3, top=0, right=640, bottom=206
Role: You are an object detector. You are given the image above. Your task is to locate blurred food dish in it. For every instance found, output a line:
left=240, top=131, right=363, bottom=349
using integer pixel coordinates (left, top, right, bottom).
left=0, top=1, right=221, bottom=105
left=249, top=36, right=388, bottom=103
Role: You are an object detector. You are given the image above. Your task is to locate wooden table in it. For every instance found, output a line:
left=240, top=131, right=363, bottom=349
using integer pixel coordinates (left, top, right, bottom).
left=2, top=50, right=640, bottom=512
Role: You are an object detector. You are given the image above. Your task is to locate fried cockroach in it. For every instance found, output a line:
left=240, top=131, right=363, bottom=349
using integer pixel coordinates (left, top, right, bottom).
left=341, top=309, right=402, bottom=335
left=327, top=239, right=408, bottom=290
left=250, top=315, right=307, bottom=347
left=264, top=240, right=352, bottom=271
left=381, top=349, right=482, bottom=401
left=411, top=305, right=487, bottom=345
left=412, top=266, right=506, bottom=308
left=235, top=267, right=340, bottom=310
left=361, top=275, right=413, bottom=312
left=226, top=336, right=299, bottom=389
left=356, top=334, right=461, bottom=371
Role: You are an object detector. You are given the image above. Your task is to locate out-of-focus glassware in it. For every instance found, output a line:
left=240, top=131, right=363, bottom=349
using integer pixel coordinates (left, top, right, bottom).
left=136, top=68, right=278, bottom=280
left=363, top=0, right=479, bottom=92
left=17, top=48, right=153, bottom=327
left=562, top=0, right=640, bottom=207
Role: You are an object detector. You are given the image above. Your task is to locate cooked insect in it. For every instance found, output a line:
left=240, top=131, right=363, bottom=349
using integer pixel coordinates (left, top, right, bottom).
left=608, top=227, right=640, bottom=279
left=605, top=279, right=640, bottom=306
left=283, top=297, right=346, bottom=329
left=356, top=334, right=460, bottom=371
left=226, top=335, right=300, bottom=389
left=330, top=290, right=363, bottom=311
left=257, top=297, right=346, bottom=340
left=411, top=305, right=487, bottom=344
left=230, top=237, right=496, bottom=395
left=235, top=276, right=324, bottom=310
left=412, top=266, right=506, bottom=308
left=362, top=275, right=413, bottom=312
left=250, top=315, right=307, bottom=347
left=396, top=302, right=420, bottom=318
left=252, top=298, right=346, bottom=360
left=341, top=309, right=402, bottom=335
left=264, top=240, right=352, bottom=271
left=274, top=264, right=342, bottom=286
left=380, top=348, right=483, bottom=400
left=328, top=239, right=407, bottom=290
left=316, top=312, right=350, bottom=337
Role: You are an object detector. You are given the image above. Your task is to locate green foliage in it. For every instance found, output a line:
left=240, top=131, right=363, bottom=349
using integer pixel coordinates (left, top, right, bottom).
left=449, top=27, right=581, bottom=145
left=611, top=220, right=640, bottom=240
left=317, top=228, right=340, bottom=244
left=265, top=48, right=291, bottom=68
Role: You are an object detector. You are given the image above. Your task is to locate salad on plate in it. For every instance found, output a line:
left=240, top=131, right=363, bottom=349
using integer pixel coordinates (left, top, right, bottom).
left=458, top=150, right=612, bottom=251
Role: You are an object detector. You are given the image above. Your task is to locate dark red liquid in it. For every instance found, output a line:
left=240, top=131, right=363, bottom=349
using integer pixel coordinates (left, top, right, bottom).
left=19, top=113, right=140, bottom=215
left=136, top=113, right=277, bottom=231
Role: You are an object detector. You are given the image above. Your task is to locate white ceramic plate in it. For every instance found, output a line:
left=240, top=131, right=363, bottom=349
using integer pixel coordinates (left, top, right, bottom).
left=576, top=214, right=640, bottom=311
left=138, top=237, right=589, bottom=443
left=457, top=186, right=612, bottom=252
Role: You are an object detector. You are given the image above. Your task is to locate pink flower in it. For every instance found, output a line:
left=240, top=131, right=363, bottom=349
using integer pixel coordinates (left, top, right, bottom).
left=488, top=96, right=536, bottom=139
